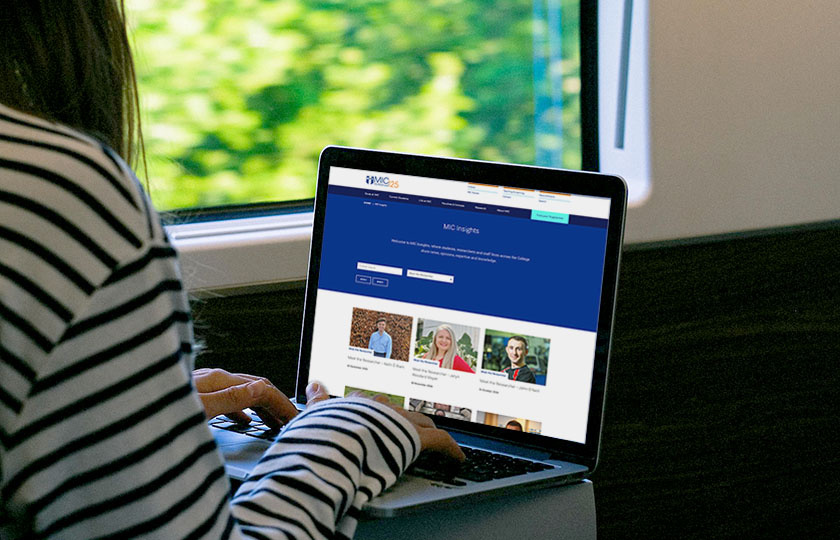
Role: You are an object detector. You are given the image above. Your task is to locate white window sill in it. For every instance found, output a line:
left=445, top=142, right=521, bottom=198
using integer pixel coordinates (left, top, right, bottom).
left=167, top=212, right=313, bottom=295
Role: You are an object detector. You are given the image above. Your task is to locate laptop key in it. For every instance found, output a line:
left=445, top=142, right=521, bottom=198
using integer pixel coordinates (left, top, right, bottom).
left=247, top=428, right=280, bottom=440
left=407, top=446, right=554, bottom=483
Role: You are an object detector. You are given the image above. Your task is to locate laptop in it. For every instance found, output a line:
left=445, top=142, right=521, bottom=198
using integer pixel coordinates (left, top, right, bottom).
left=211, top=146, right=627, bottom=517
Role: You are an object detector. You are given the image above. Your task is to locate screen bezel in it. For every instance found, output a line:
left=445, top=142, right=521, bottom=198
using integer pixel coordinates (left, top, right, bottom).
left=296, top=145, right=626, bottom=471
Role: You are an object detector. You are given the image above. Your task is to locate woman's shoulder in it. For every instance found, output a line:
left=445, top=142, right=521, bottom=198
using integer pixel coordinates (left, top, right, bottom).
left=453, top=355, right=475, bottom=373
left=0, top=103, right=163, bottom=264
left=1, top=104, right=145, bottom=206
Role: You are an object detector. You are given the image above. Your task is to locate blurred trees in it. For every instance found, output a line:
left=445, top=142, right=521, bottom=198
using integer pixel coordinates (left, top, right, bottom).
left=129, top=0, right=580, bottom=210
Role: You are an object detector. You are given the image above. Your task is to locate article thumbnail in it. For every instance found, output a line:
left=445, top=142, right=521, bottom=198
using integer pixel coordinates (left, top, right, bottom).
left=414, top=319, right=479, bottom=374
left=349, top=308, right=413, bottom=361
left=344, top=386, right=406, bottom=408
left=481, top=330, right=550, bottom=386
left=409, top=399, right=473, bottom=421
left=476, top=411, right=542, bottom=434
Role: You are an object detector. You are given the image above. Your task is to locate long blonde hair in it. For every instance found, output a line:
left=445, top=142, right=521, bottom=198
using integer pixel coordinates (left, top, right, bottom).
left=425, top=324, right=460, bottom=370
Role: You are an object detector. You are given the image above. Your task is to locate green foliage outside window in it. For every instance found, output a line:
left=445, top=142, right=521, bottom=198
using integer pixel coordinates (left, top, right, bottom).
left=128, top=0, right=580, bottom=211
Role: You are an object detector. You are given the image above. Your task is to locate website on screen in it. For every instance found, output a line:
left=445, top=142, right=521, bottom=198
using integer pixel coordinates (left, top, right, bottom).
left=308, top=167, right=611, bottom=444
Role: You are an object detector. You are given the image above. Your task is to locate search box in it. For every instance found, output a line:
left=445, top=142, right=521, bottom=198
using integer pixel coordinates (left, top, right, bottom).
left=407, top=269, right=454, bottom=284
left=357, top=262, right=403, bottom=276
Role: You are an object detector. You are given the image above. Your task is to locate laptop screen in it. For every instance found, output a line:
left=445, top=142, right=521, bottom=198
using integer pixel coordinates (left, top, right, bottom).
left=298, top=147, right=625, bottom=462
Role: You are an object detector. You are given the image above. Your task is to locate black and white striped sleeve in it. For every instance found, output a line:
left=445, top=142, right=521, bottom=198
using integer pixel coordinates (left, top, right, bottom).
left=2, top=105, right=421, bottom=540
left=1, top=104, right=232, bottom=538
left=232, top=398, right=421, bottom=540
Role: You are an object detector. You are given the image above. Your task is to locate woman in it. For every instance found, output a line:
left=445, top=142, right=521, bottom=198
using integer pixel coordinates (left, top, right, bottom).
left=0, top=2, right=460, bottom=539
left=423, top=325, right=475, bottom=373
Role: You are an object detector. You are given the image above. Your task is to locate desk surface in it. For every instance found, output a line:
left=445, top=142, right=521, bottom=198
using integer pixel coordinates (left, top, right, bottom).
left=195, top=219, right=840, bottom=538
left=589, top=221, right=840, bottom=537
left=356, top=480, right=595, bottom=539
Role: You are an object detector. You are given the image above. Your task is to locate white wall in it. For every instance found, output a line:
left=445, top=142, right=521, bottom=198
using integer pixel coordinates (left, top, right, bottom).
left=626, top=0, right=840, bottom=243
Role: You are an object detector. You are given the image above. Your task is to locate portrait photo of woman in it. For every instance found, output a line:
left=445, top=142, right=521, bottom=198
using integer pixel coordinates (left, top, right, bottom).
left=422, top=324, right=475, bottom=374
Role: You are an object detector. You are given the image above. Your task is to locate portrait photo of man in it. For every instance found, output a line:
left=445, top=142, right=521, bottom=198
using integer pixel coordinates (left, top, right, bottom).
left=481, top=330, right=550, bottom=386
left=476, top=411, right=542, bottom=434
left=369, top=317, right=392, bottom=358
left=501, top=335, right=536, bottom=383
left=348, top=308, right=412, bottom=361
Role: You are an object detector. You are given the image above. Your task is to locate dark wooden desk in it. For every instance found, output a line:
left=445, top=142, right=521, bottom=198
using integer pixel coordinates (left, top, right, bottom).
left=591, top=221, right=840, bottom=538
left=194, top=220, right=840, bottom=538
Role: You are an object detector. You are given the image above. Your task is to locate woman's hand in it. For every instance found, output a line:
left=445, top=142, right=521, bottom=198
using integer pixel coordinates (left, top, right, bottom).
left=193, top=368, right=329, bottom=430
left=354, top=394, right=465, bottom=462
left=193, top=370, right=462, bottom=460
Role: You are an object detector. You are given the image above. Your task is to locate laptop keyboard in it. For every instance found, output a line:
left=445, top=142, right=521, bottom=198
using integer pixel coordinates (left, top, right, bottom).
left=407, top=446, right=555, bottom=485
left=209, top=417, right=280, bottom=440
left=210, top=416, right=555, bottom=484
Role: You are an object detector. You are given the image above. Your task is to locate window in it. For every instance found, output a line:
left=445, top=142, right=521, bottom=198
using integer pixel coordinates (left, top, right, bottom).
left=129, top=0, right=589, bottom=213
left=128, top=1, right=608, bottom=291
left=598, top=0, right=651, bottom=206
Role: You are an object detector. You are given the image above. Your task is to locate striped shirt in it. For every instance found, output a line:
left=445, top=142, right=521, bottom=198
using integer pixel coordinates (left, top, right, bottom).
left=0, top=103, right=419, bottom=539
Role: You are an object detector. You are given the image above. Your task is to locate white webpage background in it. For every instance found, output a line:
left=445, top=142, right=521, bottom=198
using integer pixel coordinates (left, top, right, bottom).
left=308, top=290, right=595, bottom=444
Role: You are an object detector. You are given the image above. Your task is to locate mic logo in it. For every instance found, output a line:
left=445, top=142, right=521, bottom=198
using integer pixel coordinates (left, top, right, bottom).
left=366, top=175, right=399, bottom=188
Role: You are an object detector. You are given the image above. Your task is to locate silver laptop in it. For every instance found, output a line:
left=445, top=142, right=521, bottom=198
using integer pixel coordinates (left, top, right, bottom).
left=211, top=146, right=626, bottom=517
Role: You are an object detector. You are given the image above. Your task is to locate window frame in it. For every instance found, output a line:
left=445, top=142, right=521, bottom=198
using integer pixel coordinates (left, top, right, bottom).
left=167, top=209, right=313, bottom=294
